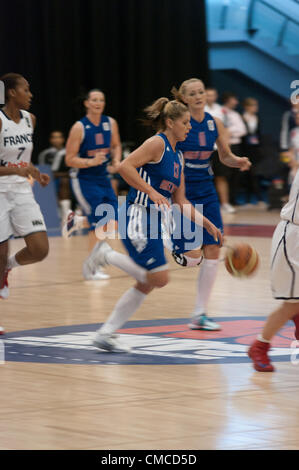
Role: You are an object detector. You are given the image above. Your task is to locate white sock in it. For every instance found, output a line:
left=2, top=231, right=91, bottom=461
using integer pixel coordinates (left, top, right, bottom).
left=99, top=287, right=147, bottom=335
left=7, top=255, right=20, bottom=270
left=258, top=334, right=270, bottom=343
left=59, top=199, right=71, bottom=212
left=106, top=250, right=147, bottom=284
left=75, top=214, right=86, bottom=229
left=193, top=258, right=219, bottom=316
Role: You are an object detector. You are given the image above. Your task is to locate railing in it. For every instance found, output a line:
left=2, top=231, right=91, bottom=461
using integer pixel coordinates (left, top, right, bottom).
left=248, top=0, right=299, bottom=48
left=206, top=0, right=299, bottom=54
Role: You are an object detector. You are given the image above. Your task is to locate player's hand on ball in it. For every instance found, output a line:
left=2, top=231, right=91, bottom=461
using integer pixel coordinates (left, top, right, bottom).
left=238, top=157, right=251, bottom=171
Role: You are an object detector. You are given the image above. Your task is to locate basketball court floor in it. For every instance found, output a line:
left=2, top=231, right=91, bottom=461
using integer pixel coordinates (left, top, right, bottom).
left=1, top=207, right=299, bottom=450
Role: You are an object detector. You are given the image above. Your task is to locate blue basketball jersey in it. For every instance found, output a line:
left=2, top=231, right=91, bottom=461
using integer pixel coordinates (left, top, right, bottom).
left=76, top=115, right=112, bottom=180
left=177, top=112, right=218, bottom=200
left=127, top=133, right=183, bottom=207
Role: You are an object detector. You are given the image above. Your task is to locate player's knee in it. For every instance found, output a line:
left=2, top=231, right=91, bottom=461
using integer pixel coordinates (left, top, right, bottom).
left=34, top=242, right=49, bottom=262
left=154, top=279, right=168, bottom=288
left=203, top=244, right=220, bottom=259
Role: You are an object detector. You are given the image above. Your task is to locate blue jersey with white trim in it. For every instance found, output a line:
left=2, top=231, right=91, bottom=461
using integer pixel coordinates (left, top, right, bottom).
left=127, top=133, right=183, bottom=208
left=177, top=112, right=218, bottom=200
left=76, top=115, right=112, bottom=181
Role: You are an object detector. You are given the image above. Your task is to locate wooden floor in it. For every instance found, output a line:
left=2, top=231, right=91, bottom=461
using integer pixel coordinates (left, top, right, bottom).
left=1, top=207, right=299, bottom=450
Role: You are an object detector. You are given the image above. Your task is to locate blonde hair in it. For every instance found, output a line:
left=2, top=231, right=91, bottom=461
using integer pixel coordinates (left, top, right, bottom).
left=143, top=97, right=188, bottom=131
left=171, top=78, right=204, bottom=103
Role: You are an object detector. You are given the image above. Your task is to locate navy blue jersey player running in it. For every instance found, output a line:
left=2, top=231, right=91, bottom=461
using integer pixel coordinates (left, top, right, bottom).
left=172, top=78, right=251, bottom=330
left=63, top=89, right=122, bottom=280
left=86, top=97, right=223, bottom=353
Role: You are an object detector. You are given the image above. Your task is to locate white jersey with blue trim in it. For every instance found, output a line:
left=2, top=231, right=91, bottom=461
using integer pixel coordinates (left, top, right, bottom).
left=0, top=109, right=33, bottom=192
left=281, top=168, right=299, bottom=225
left=127, top=133, right=183, bottom=208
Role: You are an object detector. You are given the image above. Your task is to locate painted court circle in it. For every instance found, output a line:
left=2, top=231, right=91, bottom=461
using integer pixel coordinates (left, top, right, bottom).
left=2, top=316, right=297, bottom=365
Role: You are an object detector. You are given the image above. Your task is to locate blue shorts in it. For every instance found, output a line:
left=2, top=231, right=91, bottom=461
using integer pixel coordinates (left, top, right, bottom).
left=71, top=177, right=118, bottom=230
left=119, top=202, right=168, bottom=272
left=171, top=198, right=223, bottom=254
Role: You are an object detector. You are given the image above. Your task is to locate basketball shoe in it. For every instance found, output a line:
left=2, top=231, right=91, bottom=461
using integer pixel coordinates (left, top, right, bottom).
left=93, top=333, right=131, bottom=353
left=0, top=269, right=10, bottom=300
left=188, top=313, right=221, bottom=331
left=82, top=242, right=111, bottom=280
left=62, top=210, right=83, bottom=238
left=248, top=339, right=275, bottom=372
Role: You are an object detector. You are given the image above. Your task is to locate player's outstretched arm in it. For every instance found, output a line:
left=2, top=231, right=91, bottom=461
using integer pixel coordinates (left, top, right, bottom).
left=215, top=117, right=251, bottom=171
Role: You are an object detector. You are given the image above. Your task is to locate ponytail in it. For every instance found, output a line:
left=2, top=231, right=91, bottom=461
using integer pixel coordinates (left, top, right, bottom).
left=143, top=97, right=188, bottom=131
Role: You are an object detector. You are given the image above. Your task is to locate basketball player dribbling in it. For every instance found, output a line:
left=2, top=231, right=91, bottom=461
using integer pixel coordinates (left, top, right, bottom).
left=85, top=97, right=223, bottom=352
left=249, top=167, right=299, bottom=372
left=62, top=89, right=122, bottom=280
left=0, top=73, right=50, bottom=332
left=171, top=78, right=251, bottom=330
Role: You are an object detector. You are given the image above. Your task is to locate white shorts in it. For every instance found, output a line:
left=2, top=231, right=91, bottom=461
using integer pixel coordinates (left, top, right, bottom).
left=271, top=220, right=299, bottom=302
left=0, top=190, right=46, bottom=243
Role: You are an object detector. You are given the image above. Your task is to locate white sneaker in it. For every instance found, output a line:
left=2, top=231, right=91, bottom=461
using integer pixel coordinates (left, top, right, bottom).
left=82, top=241, right=113, bottom=280
left=93, top=241, right=113, bottom=267
left=82, top=260, right=110, bottom=280
left=221, top=203, right=236, bottom=214
left=93, top=333, right=131, bottom=353
left=83, top=268, right=110, bottom=280
left=188, top=314, right=221, bottom=331
left=62, top=210, right=79, bottom=239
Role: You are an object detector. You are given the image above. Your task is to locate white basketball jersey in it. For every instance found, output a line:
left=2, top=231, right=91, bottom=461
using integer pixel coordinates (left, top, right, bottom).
left=281, top=168, right=299, bottom=224
left=0, top=109, right=34, bottom=191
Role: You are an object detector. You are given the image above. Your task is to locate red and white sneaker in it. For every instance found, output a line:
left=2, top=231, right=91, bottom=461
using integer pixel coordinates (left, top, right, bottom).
left=0, top=269, right=10, bottom=300
left=0, top=326, right=4, bottom=335
left=248, top=339, right=275, bottom=372
left=62, top=210, right=77, bottom=239
left=293, top=314, right=299, bottom=340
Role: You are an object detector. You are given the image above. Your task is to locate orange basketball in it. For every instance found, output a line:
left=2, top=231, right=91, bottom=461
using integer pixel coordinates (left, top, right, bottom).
left=225, top=243, right=259, bottom=278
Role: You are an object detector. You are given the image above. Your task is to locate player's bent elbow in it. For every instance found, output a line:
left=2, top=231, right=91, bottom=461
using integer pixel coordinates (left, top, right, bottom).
left=65, top=155, right=73, bottom=167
